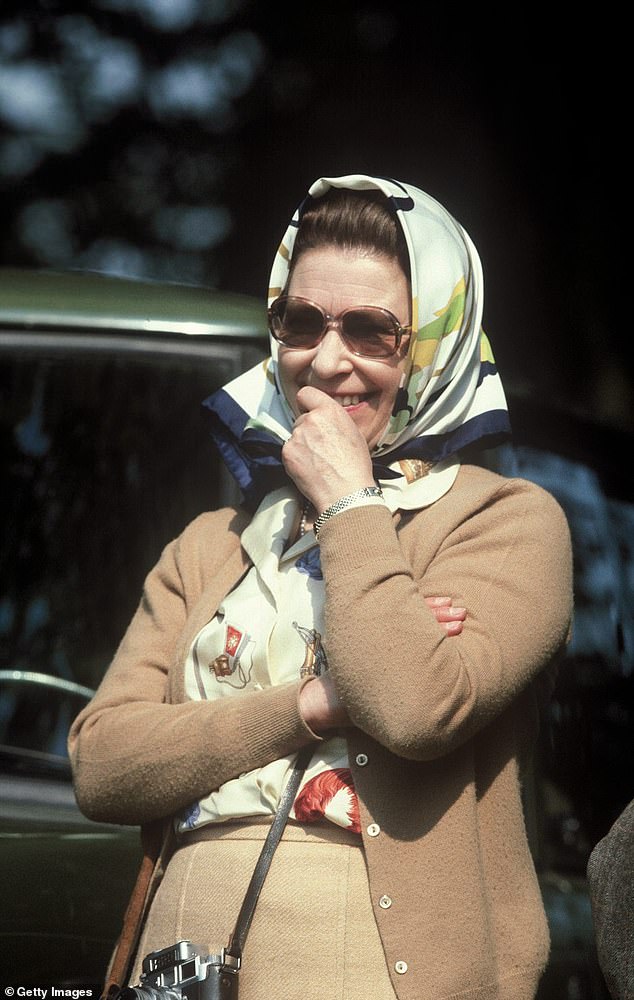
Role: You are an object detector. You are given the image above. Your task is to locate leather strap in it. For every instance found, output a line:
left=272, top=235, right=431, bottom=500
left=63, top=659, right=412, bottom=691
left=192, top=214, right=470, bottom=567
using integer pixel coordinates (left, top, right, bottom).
left=103, top=745, right=314, bottom=995
left=102, top=819, right=168, bottom=999
left=225, top=744, right=314, bottom=965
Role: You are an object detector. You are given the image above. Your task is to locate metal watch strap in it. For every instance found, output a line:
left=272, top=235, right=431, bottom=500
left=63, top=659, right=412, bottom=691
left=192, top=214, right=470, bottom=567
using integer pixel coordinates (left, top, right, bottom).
left=313, top=486, right=384, bottom=537
left=225, top=743, right=314, bottom=965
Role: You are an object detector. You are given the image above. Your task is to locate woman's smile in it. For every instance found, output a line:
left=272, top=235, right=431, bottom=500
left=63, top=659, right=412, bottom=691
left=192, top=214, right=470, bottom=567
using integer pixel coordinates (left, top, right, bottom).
left=307, top=389, right=374, bottom=411
left=333, top=393, right=367, bottom=408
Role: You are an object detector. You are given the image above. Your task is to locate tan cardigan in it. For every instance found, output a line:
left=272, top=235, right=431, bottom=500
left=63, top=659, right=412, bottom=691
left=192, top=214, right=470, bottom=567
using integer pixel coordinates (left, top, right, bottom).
left=69, top=464, right=573, bottom=1000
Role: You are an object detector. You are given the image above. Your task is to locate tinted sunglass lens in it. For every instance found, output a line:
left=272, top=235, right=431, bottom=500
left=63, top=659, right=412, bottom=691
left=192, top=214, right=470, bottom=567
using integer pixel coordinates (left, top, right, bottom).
left=342, top=310, right=397, bottom=357
left=275, top=300, right=324, bottom=347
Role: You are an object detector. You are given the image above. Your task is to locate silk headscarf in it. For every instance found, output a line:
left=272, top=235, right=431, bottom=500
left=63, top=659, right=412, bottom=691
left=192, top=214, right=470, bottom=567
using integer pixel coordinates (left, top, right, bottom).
left=204, top=174, right=511, bottom=511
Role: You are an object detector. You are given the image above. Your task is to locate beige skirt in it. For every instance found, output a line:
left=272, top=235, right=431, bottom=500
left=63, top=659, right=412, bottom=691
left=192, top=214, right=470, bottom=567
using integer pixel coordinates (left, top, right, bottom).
left=132, top=819, right=398, bottom=1000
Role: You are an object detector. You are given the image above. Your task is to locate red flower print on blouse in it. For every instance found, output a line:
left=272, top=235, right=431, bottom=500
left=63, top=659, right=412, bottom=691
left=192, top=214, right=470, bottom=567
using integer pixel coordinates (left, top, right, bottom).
left=294, top=768, right=361, bottom=833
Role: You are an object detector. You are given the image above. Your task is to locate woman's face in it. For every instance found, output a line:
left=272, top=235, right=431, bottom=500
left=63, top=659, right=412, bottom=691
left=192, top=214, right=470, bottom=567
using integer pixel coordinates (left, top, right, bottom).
left=277, top=247, right=410, bottom=451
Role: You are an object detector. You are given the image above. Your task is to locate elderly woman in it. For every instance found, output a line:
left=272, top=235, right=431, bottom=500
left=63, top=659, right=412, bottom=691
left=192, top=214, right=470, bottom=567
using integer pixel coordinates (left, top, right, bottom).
left=69, top=174, right=573, bottom=1000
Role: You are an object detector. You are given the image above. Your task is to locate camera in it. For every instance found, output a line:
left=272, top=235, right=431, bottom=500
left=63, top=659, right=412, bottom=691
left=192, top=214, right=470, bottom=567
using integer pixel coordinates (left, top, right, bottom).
left=116, top=940, right=239, bottom=1000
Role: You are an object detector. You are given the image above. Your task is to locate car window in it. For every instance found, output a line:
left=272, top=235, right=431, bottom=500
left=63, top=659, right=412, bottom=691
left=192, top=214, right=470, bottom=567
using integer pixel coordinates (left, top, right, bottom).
left=0, top=671, right=91, bottom=771
left=0, top=340, right=263, bottom=703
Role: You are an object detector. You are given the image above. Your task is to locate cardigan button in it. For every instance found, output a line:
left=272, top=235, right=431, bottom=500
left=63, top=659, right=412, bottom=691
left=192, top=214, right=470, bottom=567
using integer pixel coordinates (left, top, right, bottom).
left=379, top=895, right=392, bottom=909
left=355, top=753, right=368, bottom=766
left=367, top=823, right=381, bottom=837
left=395, top=961, right=408, bottom=975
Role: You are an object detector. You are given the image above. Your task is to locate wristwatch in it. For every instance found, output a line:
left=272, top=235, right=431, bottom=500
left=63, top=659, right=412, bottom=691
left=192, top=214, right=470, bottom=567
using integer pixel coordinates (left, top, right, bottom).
left=313, top=486, right=385, bottom=538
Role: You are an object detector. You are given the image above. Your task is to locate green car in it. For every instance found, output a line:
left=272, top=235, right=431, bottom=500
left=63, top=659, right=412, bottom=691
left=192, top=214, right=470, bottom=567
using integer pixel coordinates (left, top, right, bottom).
left=0, top=269, right=267, bottom=986
left=1, top=268, right=629, bottom=998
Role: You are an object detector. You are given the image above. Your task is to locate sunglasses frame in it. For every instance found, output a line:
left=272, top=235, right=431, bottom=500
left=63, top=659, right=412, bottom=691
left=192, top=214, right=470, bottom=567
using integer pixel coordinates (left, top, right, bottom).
left=268, top=295, right=411, bottom=359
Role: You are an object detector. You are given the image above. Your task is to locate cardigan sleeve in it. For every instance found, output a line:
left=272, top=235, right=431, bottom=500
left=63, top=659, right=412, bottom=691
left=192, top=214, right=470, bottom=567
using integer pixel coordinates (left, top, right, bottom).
left=68, top=511, right=318, bottom=826
left=317, top=471, right=573, bottom=761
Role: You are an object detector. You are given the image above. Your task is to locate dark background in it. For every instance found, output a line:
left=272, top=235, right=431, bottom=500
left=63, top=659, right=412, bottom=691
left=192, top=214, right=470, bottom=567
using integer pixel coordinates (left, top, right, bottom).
left=0, top=0, right=631, bottom=433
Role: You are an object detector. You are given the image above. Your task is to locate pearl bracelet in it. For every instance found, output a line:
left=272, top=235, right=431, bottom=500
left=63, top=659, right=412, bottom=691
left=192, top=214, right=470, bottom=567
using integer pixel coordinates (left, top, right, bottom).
left=313, top=486, right=385, bottom=538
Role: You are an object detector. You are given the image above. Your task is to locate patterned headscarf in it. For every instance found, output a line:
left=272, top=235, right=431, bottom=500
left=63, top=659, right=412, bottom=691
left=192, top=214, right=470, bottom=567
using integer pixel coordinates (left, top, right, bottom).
left=204, top=173, right=511, bottom=511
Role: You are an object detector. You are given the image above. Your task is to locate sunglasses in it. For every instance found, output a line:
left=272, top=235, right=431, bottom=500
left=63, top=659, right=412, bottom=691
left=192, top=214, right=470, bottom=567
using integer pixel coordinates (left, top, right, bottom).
left=268, top=295, right=411, bottom=359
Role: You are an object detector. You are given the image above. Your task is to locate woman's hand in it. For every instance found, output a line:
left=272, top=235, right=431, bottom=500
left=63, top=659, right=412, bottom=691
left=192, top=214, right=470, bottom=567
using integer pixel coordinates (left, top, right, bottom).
left=281, top=386, right=374, bottom=513
left=425, top=596, right=466, bottom=636
left=299, top=672, right=350, bottom=735
left=299, top=598, right=466, bottom=735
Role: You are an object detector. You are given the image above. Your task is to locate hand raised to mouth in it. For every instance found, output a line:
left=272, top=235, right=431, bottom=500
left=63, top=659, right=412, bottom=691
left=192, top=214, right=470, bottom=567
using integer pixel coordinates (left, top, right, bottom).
left=281, top=386, right=376, bottom=513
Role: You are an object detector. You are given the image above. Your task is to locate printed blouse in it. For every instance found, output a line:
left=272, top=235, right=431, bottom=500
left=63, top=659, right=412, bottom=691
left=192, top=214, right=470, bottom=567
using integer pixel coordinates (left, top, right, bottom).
left=176, top=487, right=361, bottom=835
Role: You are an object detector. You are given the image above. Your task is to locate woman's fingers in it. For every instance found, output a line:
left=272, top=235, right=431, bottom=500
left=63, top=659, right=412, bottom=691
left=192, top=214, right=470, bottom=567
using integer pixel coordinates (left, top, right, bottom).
left=425, top=596, right=466, bottom=634
left=281, top=387, right=376, bottom=511
left=425, top=596, right=453, bottom=607
left=441, top=620, right=464, bottom=636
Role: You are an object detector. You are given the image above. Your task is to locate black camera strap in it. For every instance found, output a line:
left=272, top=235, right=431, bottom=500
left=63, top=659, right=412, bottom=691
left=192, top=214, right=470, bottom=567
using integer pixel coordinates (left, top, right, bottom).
left=224, top=743, right=314, bottom=967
